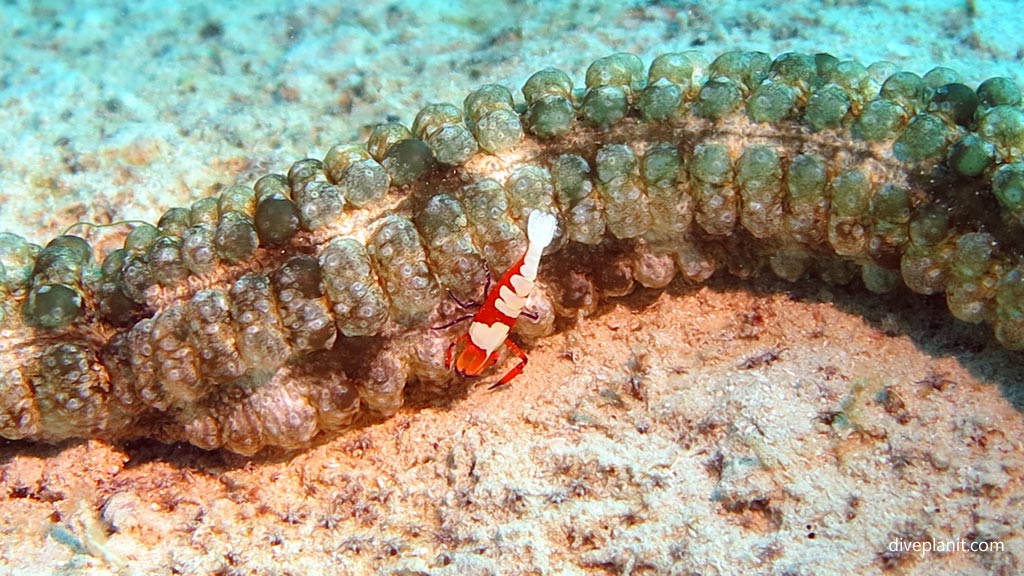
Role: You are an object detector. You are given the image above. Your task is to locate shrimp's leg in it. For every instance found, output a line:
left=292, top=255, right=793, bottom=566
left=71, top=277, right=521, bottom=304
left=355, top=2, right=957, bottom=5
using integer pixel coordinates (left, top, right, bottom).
left=489, top=340, right=528, bottom=389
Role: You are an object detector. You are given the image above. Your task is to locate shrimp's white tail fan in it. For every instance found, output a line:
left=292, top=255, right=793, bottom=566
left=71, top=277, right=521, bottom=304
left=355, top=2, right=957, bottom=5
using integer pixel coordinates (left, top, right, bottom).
left=527, top=210, right=557, bottom=250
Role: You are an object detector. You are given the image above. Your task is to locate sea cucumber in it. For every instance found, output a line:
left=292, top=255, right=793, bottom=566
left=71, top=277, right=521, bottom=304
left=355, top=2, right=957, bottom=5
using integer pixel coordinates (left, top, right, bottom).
left=0, top=50, right=1021, bottom=454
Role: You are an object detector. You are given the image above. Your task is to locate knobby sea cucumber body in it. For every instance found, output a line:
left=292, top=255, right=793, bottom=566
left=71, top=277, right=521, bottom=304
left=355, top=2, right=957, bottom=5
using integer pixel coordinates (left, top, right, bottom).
left=0, top=51, right=1022, bottom=454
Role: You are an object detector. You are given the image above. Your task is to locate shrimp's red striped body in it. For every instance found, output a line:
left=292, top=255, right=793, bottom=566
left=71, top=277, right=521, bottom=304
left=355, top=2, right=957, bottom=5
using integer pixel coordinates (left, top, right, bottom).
left=446, top=210, right=558, bottom=388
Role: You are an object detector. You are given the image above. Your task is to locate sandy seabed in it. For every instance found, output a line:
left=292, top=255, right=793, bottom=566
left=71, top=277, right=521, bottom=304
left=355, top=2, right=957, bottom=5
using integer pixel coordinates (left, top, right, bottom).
left=1, top=1, right=1022, bottom=574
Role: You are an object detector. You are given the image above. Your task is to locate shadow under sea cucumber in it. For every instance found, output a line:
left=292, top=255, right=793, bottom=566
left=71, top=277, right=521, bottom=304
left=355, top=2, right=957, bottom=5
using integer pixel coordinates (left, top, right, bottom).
left=0, top=50, right=1022, bottom=454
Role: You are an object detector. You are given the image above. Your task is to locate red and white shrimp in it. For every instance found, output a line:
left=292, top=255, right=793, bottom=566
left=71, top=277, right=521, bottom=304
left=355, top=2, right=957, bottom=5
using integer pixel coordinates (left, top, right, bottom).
left=445, top=210, right=558, bottom=388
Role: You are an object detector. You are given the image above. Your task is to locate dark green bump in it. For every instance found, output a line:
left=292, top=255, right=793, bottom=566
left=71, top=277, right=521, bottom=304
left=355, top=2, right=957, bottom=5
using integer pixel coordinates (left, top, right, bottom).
left=595, top=144, right=650, bottom=239
left=148, top=235, right=187, bottom=287
left=881, top=71, right=927, bottom=112
left=992, top=162, right=1024, bottom=221
left=382, top=138, right=435, bottom=185
left=552, top=152, right=598, bottom=241
left=641, top=142, right=681, bottom=184
left=784, top=153, right=829, bottom=242
left=870, top=184, right=911, bottom=223
left=255, top=196, right=301, bottom=247
left=215, top=211, right=259, bottom=263
left=585, top=53, right=645, bottom=93
left=582, top=85, right=628, bottom=128
left=157, top=207, right=191, bottom=237
left=595, top=143, right=637, bottom=183
left=805, top=83, right=851, bottom=131
left=869, top=184, right=911, bottom=267
left=125, top=223, right=158, bottom=255
left=828, top=168, right=872, bottom=256
left=24, top=283, right=83, bottom=329
left=862, top=263, right=901, bottom=294
left=189, top=196, right=220, bottom=226
left=769, top=247, right=812, bottom=282
left=852, top=98, right=904, bottom=141
left=551, top=154, right=593, bottom=204
left=101, top=247, right=128, bottom=278
left=908, top=204, right=950, bottom=246
left=416, top=193, right=487, bottom=302
left=947, top=134, right=995, bottom=177
left=736, top=145, right=781, bottom=191
left=947, top=234, right=995, bottom=323
left=978, top=105, right=1024, bottom=156
left=746, top=81, right=796, bottom=123
left=648, top=52, right=695, bottom=92
left=928, top=83, right=979, bottom=126
left=922, top=66, right=962, bottom=89
left=689, top=142, right=732, bottom=184
left=638, top=79, right=682, bottom=122
left=893, top=113, right=949, bottom=162
left=787, top=154, right=827, bottom=203
left=690, top=143, right=736, bottom=234
left=830, top=169, right=871, bottom=218
left=273, top=255, right=324, bottom=299
left=96, top=249, right=139, bottom=325
left=951, top=232, right=995, bottom=279
left=254, top=173, right=290, bottom=203
left=695, top=78, right=742, bottom=120
left=769, top=52, right=818, bottom=92
left=367, top=122, right=412, bottom=163
left=526, top=95, right=575, bottom=138
left=977, top=77, right=1022, bottom=109
left=641, top=143, right=686, bottom=239
left=736, top=145, right=783, bottom=238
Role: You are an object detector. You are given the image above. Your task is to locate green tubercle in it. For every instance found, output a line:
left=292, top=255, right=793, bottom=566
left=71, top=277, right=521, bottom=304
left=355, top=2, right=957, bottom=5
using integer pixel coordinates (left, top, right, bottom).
left=254, top=196, right=301, bottom=247
left=383, top=138, right=435, bottom=186
left=24, top=283, right=82, bottom=329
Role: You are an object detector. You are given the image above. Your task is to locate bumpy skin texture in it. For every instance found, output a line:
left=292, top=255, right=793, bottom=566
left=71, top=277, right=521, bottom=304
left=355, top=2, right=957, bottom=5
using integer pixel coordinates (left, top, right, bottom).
left=1, top=51, right=1023, bottom=454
